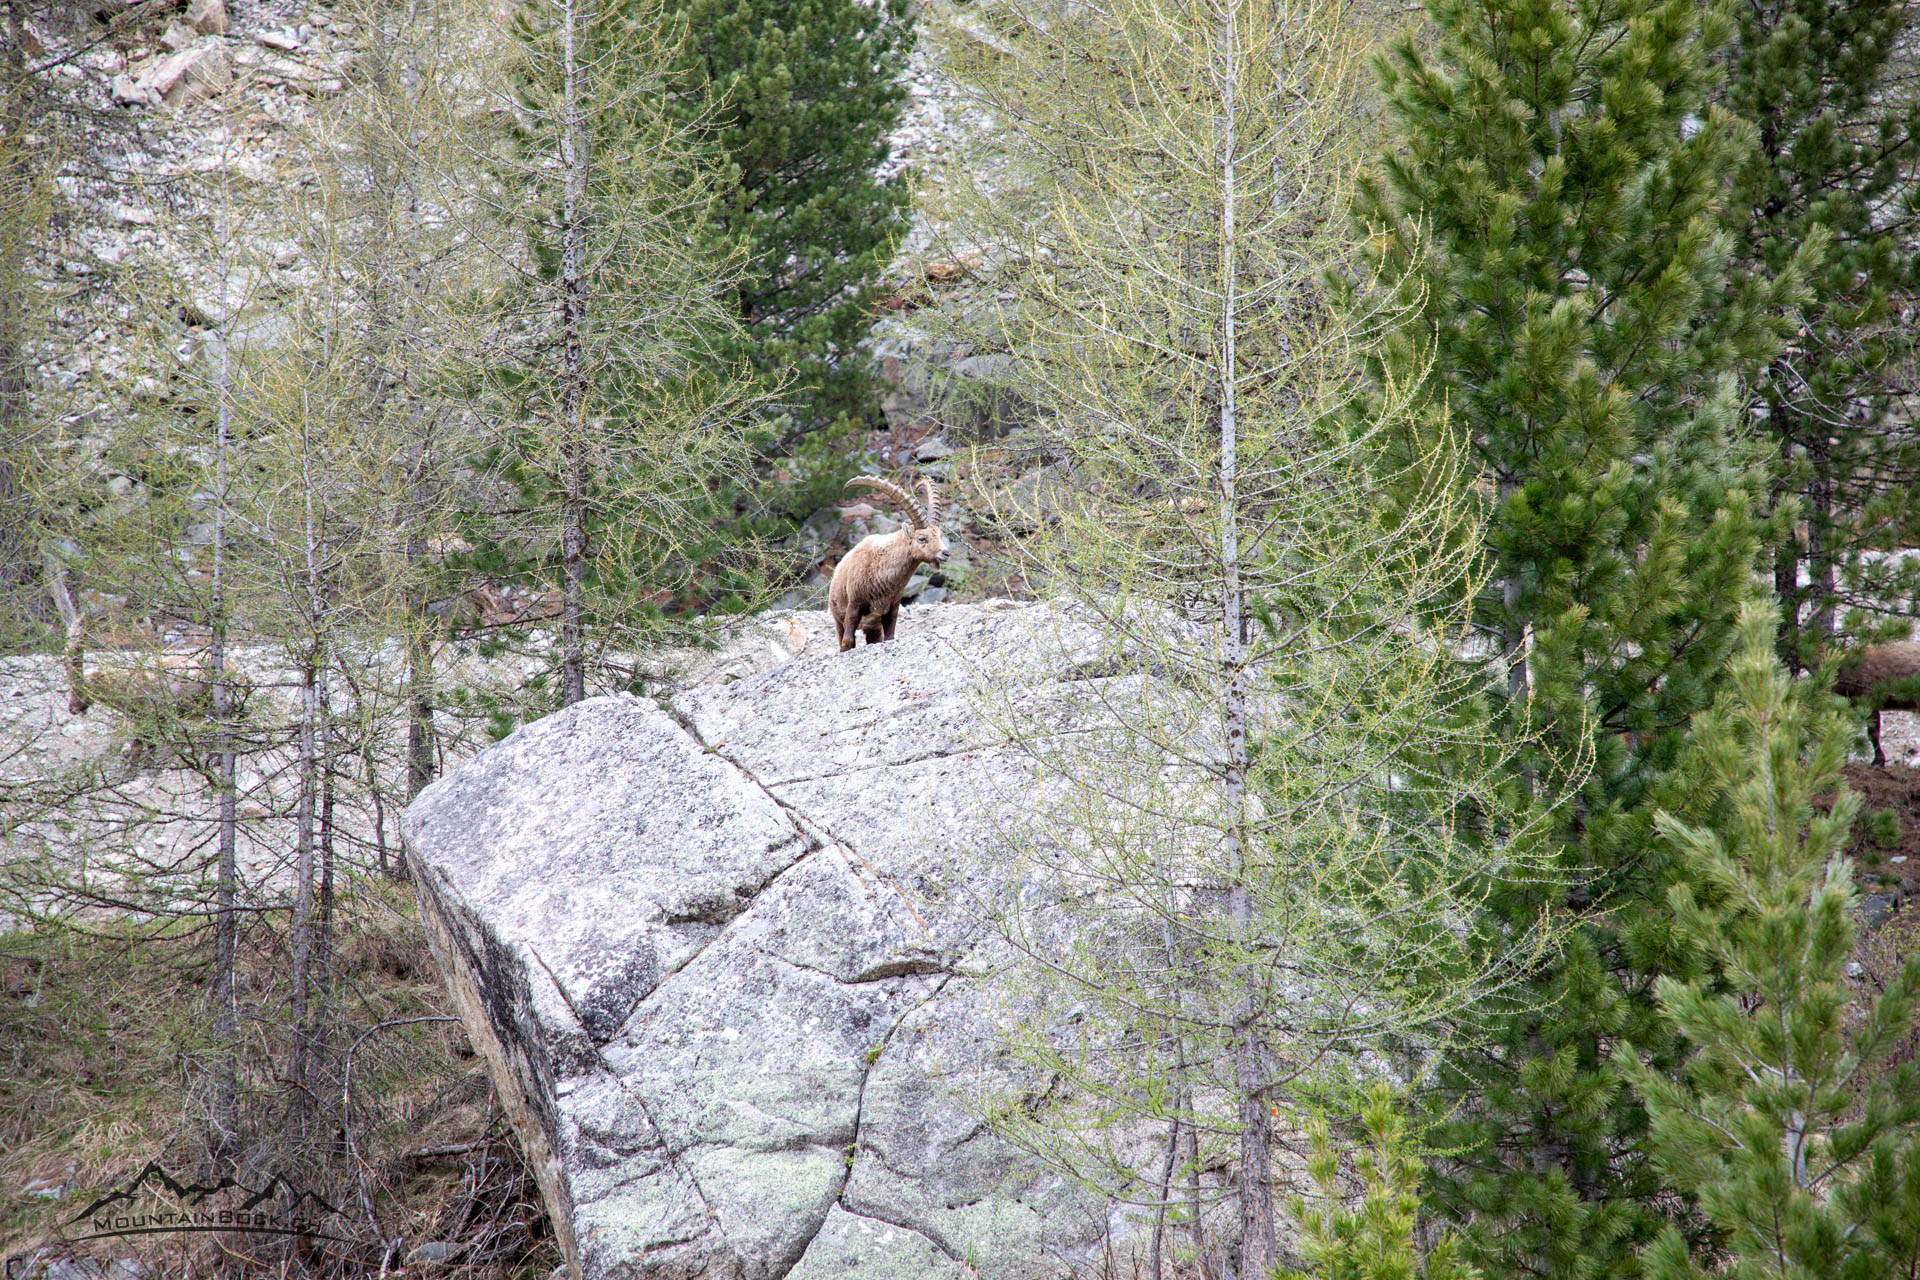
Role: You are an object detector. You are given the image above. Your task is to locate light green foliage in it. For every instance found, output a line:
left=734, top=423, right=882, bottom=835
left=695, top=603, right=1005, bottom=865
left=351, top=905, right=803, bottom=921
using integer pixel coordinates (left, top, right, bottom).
left=466, top=0, right=766, bottom=709
left=1352, top=0, right=1816, bottom=1271
left=933, top=0, right=1570, bottom=1271
left=1628, top=604, right=1920, bottom=1280
left=0, top=21, right=53, bottom=648
left=1282, top=1084, right=1480, bottom=1280
left=664, top=0, right=912, bottom=435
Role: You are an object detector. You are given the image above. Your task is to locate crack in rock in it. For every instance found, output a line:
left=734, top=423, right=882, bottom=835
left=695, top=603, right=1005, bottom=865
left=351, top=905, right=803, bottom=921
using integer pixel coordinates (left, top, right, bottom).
left=404, top=606, right=1144, bottom=1279
left=774, top=973, right=956, bottom=1280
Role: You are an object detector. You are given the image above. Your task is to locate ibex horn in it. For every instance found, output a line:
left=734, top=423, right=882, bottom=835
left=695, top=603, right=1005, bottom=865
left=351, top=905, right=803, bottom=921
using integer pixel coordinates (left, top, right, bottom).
left=920, top=476, right=940, bottom=528
left=845, top=475, right=928, bottom=529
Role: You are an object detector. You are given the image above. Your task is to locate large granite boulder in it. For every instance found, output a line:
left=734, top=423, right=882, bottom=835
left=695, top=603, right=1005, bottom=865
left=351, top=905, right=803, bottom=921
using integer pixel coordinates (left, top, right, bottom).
left=402, top=601, right=1143, bottom=1280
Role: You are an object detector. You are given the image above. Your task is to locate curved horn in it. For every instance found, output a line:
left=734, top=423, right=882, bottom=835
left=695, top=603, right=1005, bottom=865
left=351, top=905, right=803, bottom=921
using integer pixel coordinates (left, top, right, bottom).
left=846, top=475, right=926, bottom=527
left=920, top=476, right=939, bottom=528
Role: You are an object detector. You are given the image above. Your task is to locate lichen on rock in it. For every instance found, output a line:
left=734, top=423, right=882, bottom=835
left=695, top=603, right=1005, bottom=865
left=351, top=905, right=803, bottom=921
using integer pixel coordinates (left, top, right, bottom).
left=402, top=601, right=1140, bottom=1280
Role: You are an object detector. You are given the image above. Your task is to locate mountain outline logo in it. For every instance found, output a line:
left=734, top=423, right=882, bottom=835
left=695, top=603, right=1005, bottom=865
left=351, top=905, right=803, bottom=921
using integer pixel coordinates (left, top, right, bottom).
left=59, top=1159, right=346, bottom=1244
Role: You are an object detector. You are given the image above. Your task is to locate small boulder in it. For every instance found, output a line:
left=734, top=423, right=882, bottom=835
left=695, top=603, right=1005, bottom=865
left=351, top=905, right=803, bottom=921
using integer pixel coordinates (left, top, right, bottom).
left=1862, top=893, right=1899, bottom=930
left=110, top=73, right=158, bottom=107
left=138, top=44, right=231, bottom=107
left=187, top=0, right=227, bottom=34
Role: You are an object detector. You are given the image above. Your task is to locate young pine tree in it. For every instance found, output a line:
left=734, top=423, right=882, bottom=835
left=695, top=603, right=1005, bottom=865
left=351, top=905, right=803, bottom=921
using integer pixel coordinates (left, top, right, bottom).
left=1282, top=1085, right=1482, bottom=1280
left=1628, top=604, right=1920, bottom=1280
left=1723, top=0, right=1920, bottom=668
left=1353, top=0, right=1816, bottom=1273
left=665, top=0, right=912, bottom=435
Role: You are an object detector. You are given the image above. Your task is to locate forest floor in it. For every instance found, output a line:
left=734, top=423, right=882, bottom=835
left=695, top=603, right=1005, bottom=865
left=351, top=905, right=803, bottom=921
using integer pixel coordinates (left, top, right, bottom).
left=0, top=880, right=562, bottom=1279
left=1842, top=758, right=1920, bottom=1075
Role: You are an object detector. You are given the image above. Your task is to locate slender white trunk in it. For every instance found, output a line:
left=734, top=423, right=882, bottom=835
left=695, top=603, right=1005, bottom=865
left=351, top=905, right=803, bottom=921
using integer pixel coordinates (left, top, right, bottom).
left=290, top=431, right=323, bottom=1126
left=558, top=0, right=590, bottom=706
left=209, top=162, right=239, bottom=1169
left=1215, top=4, right=1273, bottom=1271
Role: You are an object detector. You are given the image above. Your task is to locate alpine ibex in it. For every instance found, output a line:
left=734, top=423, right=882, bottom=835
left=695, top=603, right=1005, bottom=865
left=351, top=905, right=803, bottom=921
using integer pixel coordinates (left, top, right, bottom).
left=1834, top=641, right=1920, bottom=767
left=828, top=474, right=949, bottom=652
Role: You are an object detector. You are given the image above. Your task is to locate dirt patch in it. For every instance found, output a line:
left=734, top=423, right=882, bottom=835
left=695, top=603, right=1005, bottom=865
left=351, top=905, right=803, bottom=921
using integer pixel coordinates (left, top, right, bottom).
left=1841, top=761, right=1920, bottom=903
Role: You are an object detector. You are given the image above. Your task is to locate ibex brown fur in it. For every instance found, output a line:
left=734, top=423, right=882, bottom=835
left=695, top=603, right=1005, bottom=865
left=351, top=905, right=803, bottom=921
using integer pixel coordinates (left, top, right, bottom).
left=828, top=474, right=948, bottom=652
left=1834, top=641, right=1920, bottom=767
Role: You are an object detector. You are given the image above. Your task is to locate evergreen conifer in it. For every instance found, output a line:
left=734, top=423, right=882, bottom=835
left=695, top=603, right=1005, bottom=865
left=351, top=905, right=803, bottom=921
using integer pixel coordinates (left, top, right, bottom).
left=666, top=0, right=913, bottom=435
left=1725, top=0, right=1920, bottom=668
left=1282, top=1085, right=1483, bottom=1280
left=1352, top=0, right=1815, bottom=1273
left=1630, top=604, right=1920, bottom=1280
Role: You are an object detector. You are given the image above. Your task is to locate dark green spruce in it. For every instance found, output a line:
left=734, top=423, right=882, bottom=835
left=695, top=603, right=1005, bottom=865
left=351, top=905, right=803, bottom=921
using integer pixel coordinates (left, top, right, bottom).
left=666, top=0, right=913, bottom=437
left=1724, top=0, right=1920, bottom=669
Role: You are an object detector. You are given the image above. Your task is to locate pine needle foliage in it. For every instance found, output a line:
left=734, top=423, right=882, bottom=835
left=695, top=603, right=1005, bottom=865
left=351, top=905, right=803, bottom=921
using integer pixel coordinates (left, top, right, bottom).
left=1350, top=0, right=1819, bottom=1274
left=932, top=0, right=1572, bottom=1272
left=1725, top=0, right=1920, bottom=667
left=664, top=0, right=912, bottom=435
left=1281, top=1084, right=1482, bottom=1280
left=1628, top=604, right=1920, bottom=1280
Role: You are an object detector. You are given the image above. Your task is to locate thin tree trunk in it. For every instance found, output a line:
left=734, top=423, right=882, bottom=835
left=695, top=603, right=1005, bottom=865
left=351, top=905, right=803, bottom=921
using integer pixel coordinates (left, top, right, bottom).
left=405, top=604, right=436, bottom=795
left=209, top=228, right=239, bottom=1170
left=1806, top=435, right=1836, bottom=647
left=1775, top=536, right=1802, bottom=671
left=1149, top=1113, right=1178, bottom=1280
left=0, top=23, right=40, bottom=603
left=361, top=29, right=442, bottom=795
left=403, top=427, right=436, bottom=800
left=366, top=742, right=392, bottom=879
left=1214, top=6, right=1274, bottom=1273
left=289, top=438, right=325, bottom=1132
left=557, top=0, right=591, bottom=707
left=290, top=652, right=316, bottom=1120
left=1181, top=1093, right=1213, bottom=1280
left=316, top=703, right=335, bottom=1025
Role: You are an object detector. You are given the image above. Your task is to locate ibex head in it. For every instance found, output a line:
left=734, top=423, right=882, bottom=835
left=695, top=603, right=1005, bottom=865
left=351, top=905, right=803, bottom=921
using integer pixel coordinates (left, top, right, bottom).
left=847, top=474, right=948, bottom=567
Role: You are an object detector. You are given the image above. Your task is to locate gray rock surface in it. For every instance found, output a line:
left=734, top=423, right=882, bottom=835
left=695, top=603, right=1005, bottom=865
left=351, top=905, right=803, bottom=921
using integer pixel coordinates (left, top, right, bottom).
left=403, top=601, right=1139, bottom=1280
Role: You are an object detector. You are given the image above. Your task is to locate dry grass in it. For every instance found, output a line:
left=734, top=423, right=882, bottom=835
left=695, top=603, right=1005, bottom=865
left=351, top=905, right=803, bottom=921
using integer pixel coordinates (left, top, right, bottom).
left=0, top=883, right=560, bottom=1278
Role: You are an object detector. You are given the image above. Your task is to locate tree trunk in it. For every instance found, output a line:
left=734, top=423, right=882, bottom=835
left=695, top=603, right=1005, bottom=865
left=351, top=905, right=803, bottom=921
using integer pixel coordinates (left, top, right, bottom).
left=557, top=0, right=591, bottom=707
left=316, top=705, right=335, bottom=1040
left=1181, top=1096, right=1214, bottom=1280
left=289, top=440, right=325, bottom=1132
left=0, top=23, right=40, bottom=605
left=1806, top=435, right=1836, bottom=648
left=290, top=650, right=317, bottom=1128
left=1213, top=8, right=1274, bottom=1270
left=1775, top=536, right=1802, bottom=671
left=209, top=272, right=239, bottom=1171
